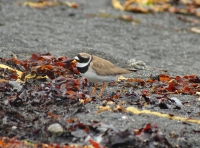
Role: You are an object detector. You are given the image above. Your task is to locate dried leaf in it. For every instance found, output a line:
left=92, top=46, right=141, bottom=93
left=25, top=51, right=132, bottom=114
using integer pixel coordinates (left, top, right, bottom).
left=64, top=1, right=78, bottom=8
left=159, top=74, right=171, bottom=81
left=89, top=139, right=102, bottom=148
left=191, top=27, right=200, bottom=34
left=126, top=106, right=200, bottom=124
left=96, top=105, right=111, bottom=113
left=112, top=0, right=124, bottom=10
left=22, top=1, right=47, bottom=9
left=0, top=64, right=23, bottom=81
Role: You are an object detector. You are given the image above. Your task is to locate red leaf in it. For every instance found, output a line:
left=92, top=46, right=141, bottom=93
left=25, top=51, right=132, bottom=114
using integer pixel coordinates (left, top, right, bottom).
left=159, top=74, right=170, bottom=82
left=135, top=123, right=152, bottom=135
left=11, top=58, right=23, bottom=65
left=66, top=90, right=76, bottom=96
left=176, top=76, right=183, bottom=82
left=89, top=139, right=102, bottom=148
left=38, top=56, right=56, bottom=61
left=168, top=83, right=177, bottom=91
left=30, top=53, right=39, bottom=61
left=54, top=62, right=65, bottom=67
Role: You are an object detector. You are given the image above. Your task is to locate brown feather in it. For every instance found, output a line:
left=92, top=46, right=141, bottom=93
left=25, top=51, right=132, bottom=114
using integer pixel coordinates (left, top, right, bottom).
left=91, top=55, right=133, bottom=76
left=79, top=53, right=91, bottom=58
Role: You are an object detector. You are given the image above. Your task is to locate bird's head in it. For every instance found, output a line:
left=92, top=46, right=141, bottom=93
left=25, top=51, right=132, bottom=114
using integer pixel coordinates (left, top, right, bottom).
left=72, top=53, right=92, bottom=68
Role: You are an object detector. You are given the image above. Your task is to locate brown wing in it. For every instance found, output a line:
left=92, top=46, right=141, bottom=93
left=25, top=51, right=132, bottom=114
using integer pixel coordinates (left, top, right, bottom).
left=91, top=55, right=133, bottom=76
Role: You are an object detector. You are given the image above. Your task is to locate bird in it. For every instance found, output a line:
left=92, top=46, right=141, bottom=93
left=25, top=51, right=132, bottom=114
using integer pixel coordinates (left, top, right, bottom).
left=72, top=53, right=136, bottom=98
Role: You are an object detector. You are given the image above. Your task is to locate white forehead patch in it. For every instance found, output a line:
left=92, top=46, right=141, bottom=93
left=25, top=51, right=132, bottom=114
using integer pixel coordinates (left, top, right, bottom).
left=74, top=56, right=79, bottom=60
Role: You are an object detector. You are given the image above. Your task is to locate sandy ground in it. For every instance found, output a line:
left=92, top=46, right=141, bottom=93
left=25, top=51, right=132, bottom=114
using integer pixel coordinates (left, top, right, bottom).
left=1, top=0, right=200, bottom=147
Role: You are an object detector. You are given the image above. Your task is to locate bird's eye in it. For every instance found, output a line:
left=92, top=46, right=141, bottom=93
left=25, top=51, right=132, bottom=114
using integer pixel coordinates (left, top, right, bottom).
left=77, top=54, right=90, bottom=63
left=79, top=56, right=86, bottom=60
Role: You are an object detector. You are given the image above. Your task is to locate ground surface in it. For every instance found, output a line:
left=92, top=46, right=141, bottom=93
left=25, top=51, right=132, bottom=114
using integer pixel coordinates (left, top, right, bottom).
left=0, top=0, right=200, bottom=147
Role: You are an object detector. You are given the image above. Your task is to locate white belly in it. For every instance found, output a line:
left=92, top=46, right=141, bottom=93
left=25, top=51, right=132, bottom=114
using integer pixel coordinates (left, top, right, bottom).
left=80, top=67, right=118, bottom=83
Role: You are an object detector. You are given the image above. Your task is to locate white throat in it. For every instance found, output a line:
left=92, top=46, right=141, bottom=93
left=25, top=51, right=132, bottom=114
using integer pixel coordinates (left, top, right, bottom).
left=76, top=55, right=92, bottom=68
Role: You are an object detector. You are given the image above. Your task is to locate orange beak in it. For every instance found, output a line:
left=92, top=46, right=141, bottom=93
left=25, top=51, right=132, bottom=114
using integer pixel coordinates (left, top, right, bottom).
left=72, top=59, right=77, bottom=64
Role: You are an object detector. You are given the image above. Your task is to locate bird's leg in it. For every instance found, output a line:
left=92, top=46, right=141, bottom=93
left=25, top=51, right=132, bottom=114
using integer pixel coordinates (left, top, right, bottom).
left=91, top=83, right=98, bottom=96
left=98, top=82, right=107, bottom=98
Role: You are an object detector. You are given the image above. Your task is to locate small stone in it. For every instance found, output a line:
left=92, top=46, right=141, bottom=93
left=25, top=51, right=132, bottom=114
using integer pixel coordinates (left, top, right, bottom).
left=3, top=99, right=9, bottom=105
left=2, top=116, right=8, bottom=124
left=170, top=131, right=177, bottom=138
left=170, top=97, right=183, bottom=108
left=47, top=123, right=64, bottom=136
left=121, top=116, right=128, bottom=120
left=127, top=58, right=146, bottom=70
left=9, top=81, right=22, bottom=92
left=12, top=126, right=17, bottom=130
left=196, top=92, right=200, bottom=95
left=41, top=83, right=45, bottom=88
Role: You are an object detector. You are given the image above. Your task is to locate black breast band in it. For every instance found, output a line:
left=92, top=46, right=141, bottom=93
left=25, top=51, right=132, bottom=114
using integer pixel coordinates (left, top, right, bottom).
left=77, top=64, right=89, bottom=73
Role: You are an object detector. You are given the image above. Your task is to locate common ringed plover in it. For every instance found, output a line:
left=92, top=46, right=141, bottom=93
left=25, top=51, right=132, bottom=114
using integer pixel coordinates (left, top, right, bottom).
left=73, top=53, right=136, bottom=98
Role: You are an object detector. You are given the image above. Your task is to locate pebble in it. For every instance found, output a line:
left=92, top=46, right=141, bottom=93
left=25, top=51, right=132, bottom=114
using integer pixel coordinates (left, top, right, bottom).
left=47, top=123, right=64, bottom=136
left=170, top=97, right=183, bottom=107
left=12, top=126, right=17, bottom=130
left=9, top=81, right=22, bottom=92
